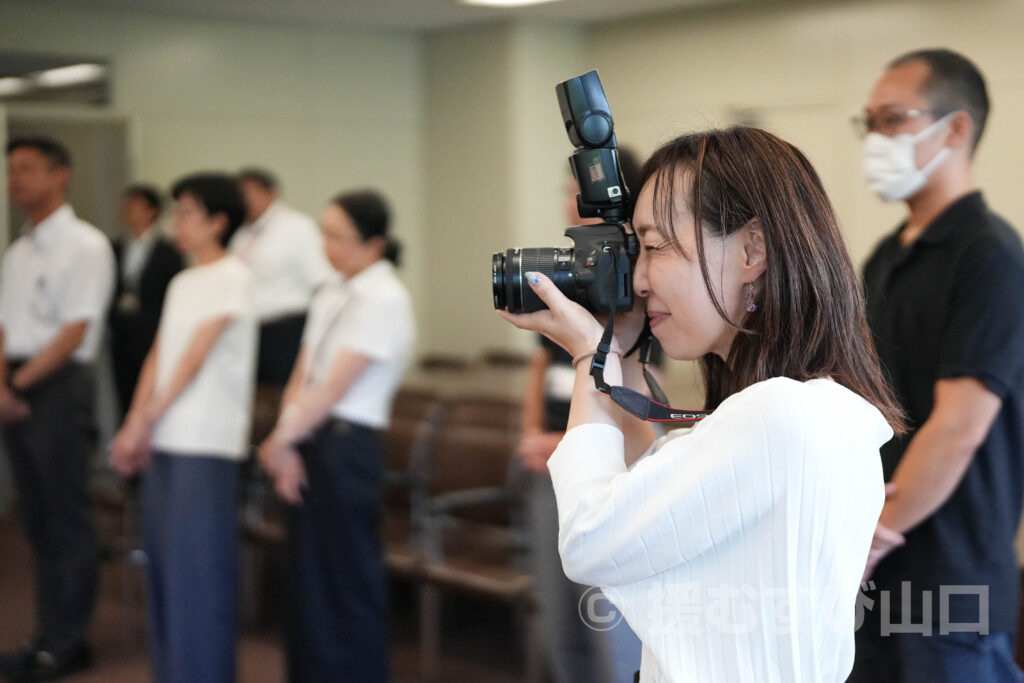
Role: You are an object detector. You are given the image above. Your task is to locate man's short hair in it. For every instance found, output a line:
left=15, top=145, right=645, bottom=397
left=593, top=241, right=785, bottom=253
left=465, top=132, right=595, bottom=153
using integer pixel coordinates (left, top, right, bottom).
left=124, top=183, right=163, bottom=213
left=237, top=167, right=278, bottom=192
left=171, top=172, right=246, bottom=247
left=889, top=48, right=990, bottom=152
left=5, top=136, right=72, bottom=169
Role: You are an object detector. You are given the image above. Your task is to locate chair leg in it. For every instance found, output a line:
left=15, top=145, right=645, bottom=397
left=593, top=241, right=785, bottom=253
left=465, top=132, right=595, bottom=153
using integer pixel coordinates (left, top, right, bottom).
left=420, top=582, right=441, bottom=681
left=523, top=606, right=544, bottom=683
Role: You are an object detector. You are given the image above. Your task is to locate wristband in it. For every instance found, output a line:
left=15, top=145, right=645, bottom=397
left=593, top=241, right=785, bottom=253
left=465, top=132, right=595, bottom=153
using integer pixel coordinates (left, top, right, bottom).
left=572, top=350, right=620, bottom=369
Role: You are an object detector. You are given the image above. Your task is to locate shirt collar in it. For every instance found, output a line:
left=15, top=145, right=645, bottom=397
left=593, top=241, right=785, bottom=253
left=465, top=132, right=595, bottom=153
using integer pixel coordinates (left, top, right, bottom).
left=347, top=259, right=391, bottom=295
left=130, top=226, right=158, bottom=246
left=908, top=191, right=986, bottom=247
left=25, top=204, right=74, bottom=249
left=244, top=201, right=282, bottom=234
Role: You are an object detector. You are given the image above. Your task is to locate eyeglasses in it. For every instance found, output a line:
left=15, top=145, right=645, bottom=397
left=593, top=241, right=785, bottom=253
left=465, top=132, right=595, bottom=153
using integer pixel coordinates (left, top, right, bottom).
left=850, top=108, right=951, bottom=138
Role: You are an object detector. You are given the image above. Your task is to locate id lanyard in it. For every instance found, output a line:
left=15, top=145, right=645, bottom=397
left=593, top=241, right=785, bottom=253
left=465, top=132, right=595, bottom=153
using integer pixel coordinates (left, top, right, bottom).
left=589, top=310, right=711, bottom=424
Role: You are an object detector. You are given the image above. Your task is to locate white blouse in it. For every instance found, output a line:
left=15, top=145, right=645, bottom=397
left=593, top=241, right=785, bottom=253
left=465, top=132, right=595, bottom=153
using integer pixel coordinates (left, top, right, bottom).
left=301, top=260, right=415, bottom=429
left=547, top=377, right=891, bottom=683
left=150, top=255, right=256, bottom=459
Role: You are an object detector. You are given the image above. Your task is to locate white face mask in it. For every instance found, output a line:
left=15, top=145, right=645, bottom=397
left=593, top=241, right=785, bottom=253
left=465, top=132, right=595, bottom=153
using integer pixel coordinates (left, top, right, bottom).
left=862, top=112, right=954, bottom=202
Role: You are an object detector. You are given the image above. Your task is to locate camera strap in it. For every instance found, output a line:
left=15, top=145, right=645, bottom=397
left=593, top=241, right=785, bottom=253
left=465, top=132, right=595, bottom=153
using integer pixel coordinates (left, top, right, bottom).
left=589, top=310, right=712, bottom=424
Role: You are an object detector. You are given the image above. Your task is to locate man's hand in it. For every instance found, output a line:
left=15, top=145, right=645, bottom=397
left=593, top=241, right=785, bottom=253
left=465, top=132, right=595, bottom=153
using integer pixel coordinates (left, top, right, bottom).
left=0, top=393, right=29, bottom=423
left=863, top=483, right=906, bottom=581
left=0, top=388, right=30, bottom=424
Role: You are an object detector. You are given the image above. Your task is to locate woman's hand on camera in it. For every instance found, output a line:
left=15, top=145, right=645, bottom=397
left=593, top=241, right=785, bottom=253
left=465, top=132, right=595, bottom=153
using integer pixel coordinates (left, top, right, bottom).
left=498, top=271, right=610, bottom=358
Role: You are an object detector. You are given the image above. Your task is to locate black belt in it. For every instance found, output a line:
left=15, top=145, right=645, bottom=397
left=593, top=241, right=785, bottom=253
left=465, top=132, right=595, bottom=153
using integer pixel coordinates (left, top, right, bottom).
left=325, top=416, right=377, bottom=437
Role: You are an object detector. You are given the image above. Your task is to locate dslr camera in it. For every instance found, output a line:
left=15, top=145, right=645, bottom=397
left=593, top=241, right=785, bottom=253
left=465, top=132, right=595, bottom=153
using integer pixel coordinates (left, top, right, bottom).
left=492, top=70, right=637, bottom=314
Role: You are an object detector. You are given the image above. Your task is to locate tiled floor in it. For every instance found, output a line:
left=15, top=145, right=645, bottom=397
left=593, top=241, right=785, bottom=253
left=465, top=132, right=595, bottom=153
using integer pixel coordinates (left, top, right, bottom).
left=0, top=513, right=527, bottom=682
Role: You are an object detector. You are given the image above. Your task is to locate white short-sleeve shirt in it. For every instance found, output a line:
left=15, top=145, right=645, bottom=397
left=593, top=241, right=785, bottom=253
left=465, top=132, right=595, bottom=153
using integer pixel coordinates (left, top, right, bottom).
left=547, top=377, right=892, bottom=683
left=302, top=260, right=415, bottom=429
left=0, top=204, right=115, bottom=363
left=149, top=255, right=257, bottom=459
left=228, top=201, right=332, bottom=322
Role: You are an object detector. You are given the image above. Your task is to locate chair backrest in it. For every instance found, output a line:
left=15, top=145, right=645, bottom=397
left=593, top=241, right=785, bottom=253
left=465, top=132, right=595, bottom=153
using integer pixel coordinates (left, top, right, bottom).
left=419, top=353, right=473, bottom=371
left=391, top=386, right=442, bottom=422
left=480, top=348, right=530, bottom=368
left=441, top=393, right=522, bottom=432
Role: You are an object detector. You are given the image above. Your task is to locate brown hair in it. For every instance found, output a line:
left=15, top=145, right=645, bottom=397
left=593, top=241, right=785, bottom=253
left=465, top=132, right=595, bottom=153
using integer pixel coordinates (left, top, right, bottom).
left=638, top=127, right=906, bottom=434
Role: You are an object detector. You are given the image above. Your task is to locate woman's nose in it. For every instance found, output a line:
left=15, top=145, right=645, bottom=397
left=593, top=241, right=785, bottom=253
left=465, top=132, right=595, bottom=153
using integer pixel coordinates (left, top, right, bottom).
left=633, top=254, right=650, bottom=297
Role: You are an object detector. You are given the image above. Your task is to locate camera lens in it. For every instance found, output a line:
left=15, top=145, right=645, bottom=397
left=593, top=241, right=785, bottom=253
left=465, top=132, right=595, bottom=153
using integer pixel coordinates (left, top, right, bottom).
left=492, top=252, right=509, bottom=310
left=491, top=247, right=575, bottom=314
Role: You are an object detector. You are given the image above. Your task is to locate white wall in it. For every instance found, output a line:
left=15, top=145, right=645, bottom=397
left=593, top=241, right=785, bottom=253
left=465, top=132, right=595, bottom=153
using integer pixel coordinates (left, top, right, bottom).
left=0, top=2, right=427, bottom=346
left=421, top=21, right=589, bottom=356
left=584, top=0, right=1024, bottom=267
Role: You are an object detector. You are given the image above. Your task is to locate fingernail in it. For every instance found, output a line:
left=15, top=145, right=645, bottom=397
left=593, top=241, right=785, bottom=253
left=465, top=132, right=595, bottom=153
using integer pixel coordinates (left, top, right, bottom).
left=526, top=272, right=541, bottom=285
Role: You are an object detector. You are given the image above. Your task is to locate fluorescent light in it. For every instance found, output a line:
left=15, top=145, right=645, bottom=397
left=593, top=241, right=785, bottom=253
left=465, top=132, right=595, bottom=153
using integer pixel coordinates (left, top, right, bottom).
left=0, top=77, right=31, bottom=96
left=33, top=63, right=106, bottom=88
left=460, top=0, right=562, bottom=6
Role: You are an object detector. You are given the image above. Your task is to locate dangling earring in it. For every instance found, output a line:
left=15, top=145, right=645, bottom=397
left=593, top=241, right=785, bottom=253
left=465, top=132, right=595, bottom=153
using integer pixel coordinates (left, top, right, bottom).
left=745, top=282, right=758, bottom=313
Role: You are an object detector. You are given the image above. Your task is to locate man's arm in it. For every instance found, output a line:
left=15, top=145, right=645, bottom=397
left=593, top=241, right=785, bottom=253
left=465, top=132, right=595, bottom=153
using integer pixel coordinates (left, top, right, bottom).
left=9, top=321, right=88, bottom=391
left=879, top=376, right=1001, bottom=534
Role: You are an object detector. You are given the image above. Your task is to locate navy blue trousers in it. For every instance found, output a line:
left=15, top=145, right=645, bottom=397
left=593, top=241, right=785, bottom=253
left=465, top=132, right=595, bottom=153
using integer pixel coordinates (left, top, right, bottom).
left=142, top=451, right=240, bottom=683
left=286, top=420, right=388, bottom=683
left=850, top=618, right=1024, bottom=682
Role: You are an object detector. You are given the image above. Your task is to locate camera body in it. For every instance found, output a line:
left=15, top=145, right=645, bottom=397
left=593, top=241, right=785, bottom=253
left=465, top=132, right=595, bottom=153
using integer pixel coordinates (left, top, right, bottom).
left=492, top=70, right=637, bottom=314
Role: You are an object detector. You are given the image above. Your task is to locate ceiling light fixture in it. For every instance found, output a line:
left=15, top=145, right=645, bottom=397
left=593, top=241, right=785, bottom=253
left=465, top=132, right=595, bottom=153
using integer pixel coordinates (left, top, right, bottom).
left=33, top=63, right=107, bottom=88
left=460, top=0, right=563, bottom=7
left=0, top=77, right=31, bottom=96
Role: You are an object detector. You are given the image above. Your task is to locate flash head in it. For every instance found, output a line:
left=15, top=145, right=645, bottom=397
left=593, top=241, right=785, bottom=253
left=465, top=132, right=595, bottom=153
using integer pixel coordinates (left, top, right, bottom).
left=556, top=70, right=617, bottom=149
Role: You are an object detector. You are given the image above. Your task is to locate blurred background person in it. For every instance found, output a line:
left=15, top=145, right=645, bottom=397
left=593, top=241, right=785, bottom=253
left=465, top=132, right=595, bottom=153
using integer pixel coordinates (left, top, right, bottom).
left=518, top=150, right=644, bottom=683
left=109, top=184, right=184, bottom=417
left=852, top=49, right=1024, bottom=682
left=110, top=173, right=255, bottom=683
left=258, top=189, right=414, bottom=683
left=0, top=136, right=115, bottom=681
left=232, top=168, right=332, bottom=386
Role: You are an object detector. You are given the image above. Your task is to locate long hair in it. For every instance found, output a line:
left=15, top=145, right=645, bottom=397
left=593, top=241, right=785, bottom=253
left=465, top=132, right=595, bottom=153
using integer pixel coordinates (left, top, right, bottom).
left=638, top=127, right=906, bottom=434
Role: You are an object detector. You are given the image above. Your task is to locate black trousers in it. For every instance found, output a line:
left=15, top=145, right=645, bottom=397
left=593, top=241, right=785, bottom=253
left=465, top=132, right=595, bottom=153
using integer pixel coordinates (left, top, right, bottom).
left=286, top=419, right=388, bottom=683
left=1, top=362, right=98, bottom=655
left=257, top=314, right=307, bottom=386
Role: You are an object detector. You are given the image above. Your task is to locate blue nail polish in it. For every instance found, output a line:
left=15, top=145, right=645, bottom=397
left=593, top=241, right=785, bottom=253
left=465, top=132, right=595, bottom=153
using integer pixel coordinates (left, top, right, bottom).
left=526, top=272, right=541, bottom=285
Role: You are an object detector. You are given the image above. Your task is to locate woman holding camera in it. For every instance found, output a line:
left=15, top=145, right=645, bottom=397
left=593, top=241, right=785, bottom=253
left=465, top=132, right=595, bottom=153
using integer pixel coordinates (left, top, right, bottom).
left=500, top=127, right=905, bottom=683
left=258, top=189, right=414, bottom=683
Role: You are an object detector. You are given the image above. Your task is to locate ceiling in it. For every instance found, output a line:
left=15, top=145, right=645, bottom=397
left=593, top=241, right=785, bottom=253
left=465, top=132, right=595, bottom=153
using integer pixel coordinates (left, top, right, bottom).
left=17, top=0, right=751, bottom=31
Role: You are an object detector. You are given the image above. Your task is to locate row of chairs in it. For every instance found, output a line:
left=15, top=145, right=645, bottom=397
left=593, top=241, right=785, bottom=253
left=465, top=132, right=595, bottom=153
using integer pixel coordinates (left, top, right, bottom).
left=241, top=384, right=542, bottom=682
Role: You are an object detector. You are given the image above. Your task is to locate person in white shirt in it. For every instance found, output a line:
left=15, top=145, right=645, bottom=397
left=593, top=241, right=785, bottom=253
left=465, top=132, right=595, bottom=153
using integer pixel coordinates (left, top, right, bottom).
left=499, top=128, right=907, bottom=683
left=110, top=173, right=256, bottom=683
left=109, top=184, right=184, bottom=416
left=258, top=189, right=414, bottom=683
left=0, top=136, right=115, bottom=682
left=232, top=168, right=332, bottom=385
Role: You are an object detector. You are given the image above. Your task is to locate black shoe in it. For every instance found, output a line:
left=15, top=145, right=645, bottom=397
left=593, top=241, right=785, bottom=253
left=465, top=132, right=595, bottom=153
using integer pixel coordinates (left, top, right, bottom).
left=0, top=644, right=36, bottom=679
left=11, top=643, right=92, bottom=682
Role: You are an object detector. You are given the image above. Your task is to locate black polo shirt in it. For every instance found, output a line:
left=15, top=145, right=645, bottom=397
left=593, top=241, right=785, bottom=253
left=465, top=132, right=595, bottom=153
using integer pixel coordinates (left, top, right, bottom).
left=862, top=191, right=1024, bottom=633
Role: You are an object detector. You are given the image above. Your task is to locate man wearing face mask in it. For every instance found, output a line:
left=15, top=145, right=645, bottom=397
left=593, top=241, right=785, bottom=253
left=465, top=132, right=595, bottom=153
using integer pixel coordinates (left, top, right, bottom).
left=852, top=49, right=1024, bottom=682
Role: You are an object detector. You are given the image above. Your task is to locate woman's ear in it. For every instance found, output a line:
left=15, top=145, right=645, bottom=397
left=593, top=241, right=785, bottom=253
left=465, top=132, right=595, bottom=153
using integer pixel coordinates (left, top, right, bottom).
left=741, top=218, right=767, bottom=279
left=208, top=212, right=228, bottom=242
